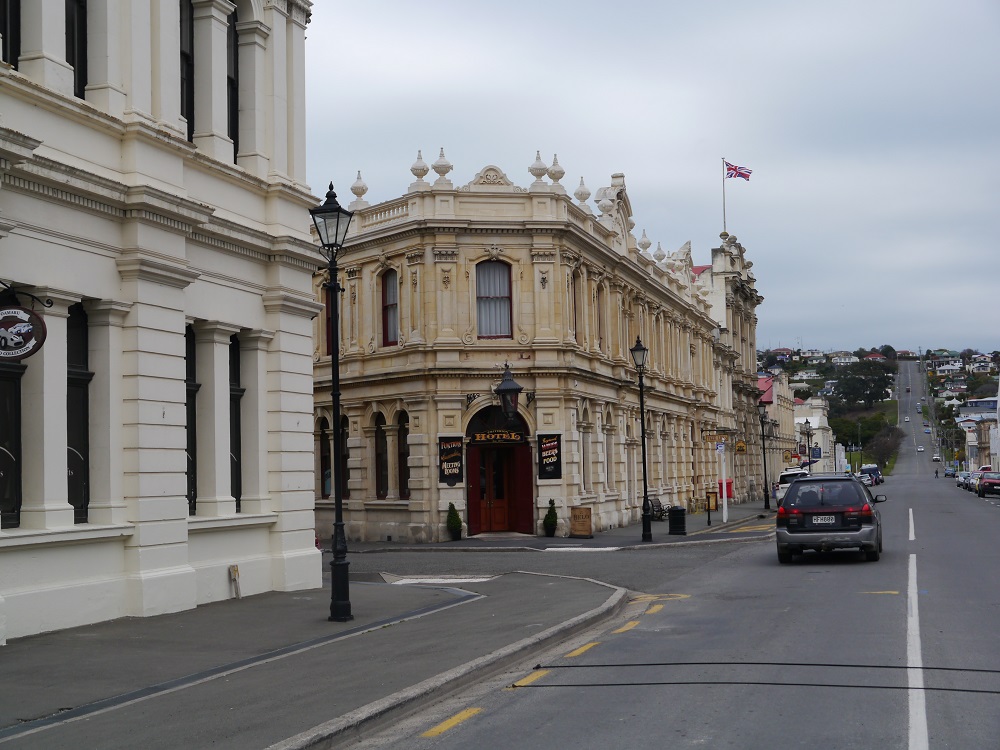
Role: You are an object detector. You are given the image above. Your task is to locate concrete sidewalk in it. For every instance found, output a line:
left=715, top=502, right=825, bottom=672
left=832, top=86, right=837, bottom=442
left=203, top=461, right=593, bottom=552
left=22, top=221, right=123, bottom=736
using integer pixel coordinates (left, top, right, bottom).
left=0, top=502, right=770, bottom=749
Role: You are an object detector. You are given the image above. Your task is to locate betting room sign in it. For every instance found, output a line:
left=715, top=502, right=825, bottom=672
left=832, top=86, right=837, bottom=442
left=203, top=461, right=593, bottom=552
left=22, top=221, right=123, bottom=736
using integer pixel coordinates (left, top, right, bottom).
left=0, top=306, right=47, bottom=362
left=537, top=434, right=562, bottom=480
left=438, top=437, right=464, bottom=486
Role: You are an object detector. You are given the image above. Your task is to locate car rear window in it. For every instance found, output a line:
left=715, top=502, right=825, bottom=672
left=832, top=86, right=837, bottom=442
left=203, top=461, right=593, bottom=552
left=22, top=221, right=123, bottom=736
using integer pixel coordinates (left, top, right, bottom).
left=784, top=481, right=867, bottom=508
left=778, top=472, right=806, bottom=485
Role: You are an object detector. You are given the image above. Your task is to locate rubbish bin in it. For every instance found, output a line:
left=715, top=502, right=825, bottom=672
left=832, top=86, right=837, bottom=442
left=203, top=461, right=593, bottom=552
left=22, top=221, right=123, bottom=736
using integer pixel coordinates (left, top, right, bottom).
left=668, top=505, right=687, bottom=536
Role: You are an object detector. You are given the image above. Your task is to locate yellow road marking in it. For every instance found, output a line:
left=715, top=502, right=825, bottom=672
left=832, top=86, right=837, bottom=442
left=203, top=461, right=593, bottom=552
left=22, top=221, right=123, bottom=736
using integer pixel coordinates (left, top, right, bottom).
left=614, top=621, right=639, bottom=633
left=630, top=593, right=691, bottom=602
left=646, top=604, right=664, bottom=614
left=421, top=708, right=482, bottom=737
left=728, top=524, right=773, bottom=532
left=511, top=670, right=550, bottom=688
left=565, top=642, right=600, bottom=658
left=862, top=591, right=900, bottom=595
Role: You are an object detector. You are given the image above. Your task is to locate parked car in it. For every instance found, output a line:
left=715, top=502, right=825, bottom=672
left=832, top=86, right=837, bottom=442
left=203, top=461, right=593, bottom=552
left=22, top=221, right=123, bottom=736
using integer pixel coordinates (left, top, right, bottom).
left=860, top=465, right=883, bottom=484
left=957, top=471, right=970, bottom=488
left=978, top=473, right=1000, bottom=498
left=776, top=468, right=810, bottom=502
left=775, top=473, right=885, bottom=563
left=932, top=455, right=941, bottom=462
left=922, top=421, right=929, bottom=427
left=944, top=467, right=956, bottom=478
left=924, top=428, right=932, bottom=434
left=966, top=471, right=983, bottom=492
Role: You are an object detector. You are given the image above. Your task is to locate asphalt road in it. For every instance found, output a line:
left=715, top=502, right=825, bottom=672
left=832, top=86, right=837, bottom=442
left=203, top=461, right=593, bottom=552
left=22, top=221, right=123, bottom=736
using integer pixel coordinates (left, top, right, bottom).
left=351, top=361, right=1000, bottom=749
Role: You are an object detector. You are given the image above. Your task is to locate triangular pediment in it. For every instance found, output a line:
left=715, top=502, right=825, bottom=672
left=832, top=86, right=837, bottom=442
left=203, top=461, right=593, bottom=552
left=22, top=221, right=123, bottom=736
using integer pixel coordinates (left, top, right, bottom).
left=459, top=165, right=526, bottom=193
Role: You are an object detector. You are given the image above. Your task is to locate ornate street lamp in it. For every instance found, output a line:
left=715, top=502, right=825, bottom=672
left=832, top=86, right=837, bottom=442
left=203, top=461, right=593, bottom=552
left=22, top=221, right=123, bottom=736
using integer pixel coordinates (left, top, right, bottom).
left=630, top=336, right=653, bottom=542
left=757, top=404, right=770, bottom=510
left=495, top=362, right=523, bottom=422
left=310, top=183, right=355, bottom=623
left=803, top=418, right=813, bottom=474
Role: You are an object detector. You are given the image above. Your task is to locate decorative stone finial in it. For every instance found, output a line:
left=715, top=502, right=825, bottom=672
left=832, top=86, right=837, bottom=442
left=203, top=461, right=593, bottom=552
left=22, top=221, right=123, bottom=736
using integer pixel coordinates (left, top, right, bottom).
left=348, top=170, right=370, bottom=210
left=529, top=151, right=548, bottom=183
left=574, top=177, right=593, bottom=213
left=653, top=242, right=666, bottom=262
left=411, top=150, right=429, bottom=182
left=597, top=196, right=613, bottom=215
left=638, top=229, right=652, bottom=254
left=431, top=148, right=453, bottom=186
left=547, top=154, right=565, bottom=189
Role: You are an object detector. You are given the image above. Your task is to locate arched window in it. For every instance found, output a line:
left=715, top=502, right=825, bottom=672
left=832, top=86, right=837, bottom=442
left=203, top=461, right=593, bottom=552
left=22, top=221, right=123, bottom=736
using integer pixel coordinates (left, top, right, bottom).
left=375, top=413, right=388, bottom=498
left=381, top=269, right=398, bottom=346
left=229, top=333, right=244, bottom=512
left=318, top=418, right=331, bottom=499
left=476, top=261, right=511, bottom=339
left=397, top=412, right=410, bottom=498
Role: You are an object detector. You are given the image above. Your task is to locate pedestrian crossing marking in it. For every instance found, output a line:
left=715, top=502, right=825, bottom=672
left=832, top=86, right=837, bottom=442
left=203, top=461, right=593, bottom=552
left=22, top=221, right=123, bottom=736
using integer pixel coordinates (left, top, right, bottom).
left=613, top=621, right=639, bottom=633
left=564, top=642, right=600, bottom=658
left=421, top=708, right=482, bottom=737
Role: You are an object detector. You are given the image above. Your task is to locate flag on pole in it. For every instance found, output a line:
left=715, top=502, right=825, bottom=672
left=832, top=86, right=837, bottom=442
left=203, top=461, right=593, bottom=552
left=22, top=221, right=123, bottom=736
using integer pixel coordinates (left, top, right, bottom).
left=724, top=161, right=752, bottom=181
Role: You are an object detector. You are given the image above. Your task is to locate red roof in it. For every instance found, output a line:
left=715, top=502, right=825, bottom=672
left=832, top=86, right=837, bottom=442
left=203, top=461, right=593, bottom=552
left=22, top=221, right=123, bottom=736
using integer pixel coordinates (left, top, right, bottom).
left=757, top=376, right=774, bottom=405
left=692, top=265, right=710, bottom=277
left=865, top=352, right=886, bottom=360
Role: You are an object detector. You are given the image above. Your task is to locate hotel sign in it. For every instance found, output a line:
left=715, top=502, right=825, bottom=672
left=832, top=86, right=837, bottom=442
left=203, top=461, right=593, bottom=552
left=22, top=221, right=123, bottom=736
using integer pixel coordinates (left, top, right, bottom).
left=438, top=437, right=464, bottom=485
left=470, top=428, right=525, bottom=444
left=0, top=306, right=47, bottom=362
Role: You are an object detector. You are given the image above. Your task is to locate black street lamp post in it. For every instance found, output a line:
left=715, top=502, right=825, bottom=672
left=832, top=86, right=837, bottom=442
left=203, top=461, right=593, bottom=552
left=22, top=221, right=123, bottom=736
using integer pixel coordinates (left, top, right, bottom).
left=630, top=336, right=653, bottom=542
left=803, top=418, right=813, bottom=474
left=310, top=183, right=355, bottom=623
left=757, top=404, right=770, bottom=510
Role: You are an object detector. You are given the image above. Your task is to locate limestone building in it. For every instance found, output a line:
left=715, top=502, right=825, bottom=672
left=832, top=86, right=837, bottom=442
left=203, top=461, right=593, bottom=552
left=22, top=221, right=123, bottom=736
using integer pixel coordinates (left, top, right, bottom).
left=0, top=0, right=321, bottom=642
left=313, top=153, right=765, bottom=543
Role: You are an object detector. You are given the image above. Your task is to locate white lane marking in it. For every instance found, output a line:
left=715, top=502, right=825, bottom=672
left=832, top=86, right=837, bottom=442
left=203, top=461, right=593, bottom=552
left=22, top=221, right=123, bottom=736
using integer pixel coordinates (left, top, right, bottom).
left=908, top=553, right=929, bottom=750
left=909, top=508, right=915, bottom=541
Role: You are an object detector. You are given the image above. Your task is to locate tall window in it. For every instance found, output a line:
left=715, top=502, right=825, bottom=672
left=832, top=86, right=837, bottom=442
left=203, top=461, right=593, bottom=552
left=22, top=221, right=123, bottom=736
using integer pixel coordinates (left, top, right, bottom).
left=0, top=0, right=20, bottom=69
left=229, top=334, right=244, bottom=512
left=185, top=325, right=200, bottom=515
left=0, top=361, right=24, bottom=528
left=374, top=414, right=388, bottom=498
left=397, top=412, right=410, bottom=499
left=318, top=418, right=331, bottom=499
left=226, top=8, right=238, bottom=161
left=65, top=0, right=86, bottom=98
left=476, top=261, right=512, bottom=339
left=596, top=285, right=605, bottom=350
left=604, top=422, right=615, bottom=491
left=339, top=416, right=350, bottom=499
left=67, top=303, right=93, bottom=523
left=381, top=269, right=398, bottom=346
left=179, top=0, right=194, bottom=141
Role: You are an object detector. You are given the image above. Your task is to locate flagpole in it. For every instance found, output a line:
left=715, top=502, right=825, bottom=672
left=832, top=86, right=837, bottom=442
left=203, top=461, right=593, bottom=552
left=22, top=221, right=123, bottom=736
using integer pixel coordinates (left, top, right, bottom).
left=721, top=158, right=727, bottom=233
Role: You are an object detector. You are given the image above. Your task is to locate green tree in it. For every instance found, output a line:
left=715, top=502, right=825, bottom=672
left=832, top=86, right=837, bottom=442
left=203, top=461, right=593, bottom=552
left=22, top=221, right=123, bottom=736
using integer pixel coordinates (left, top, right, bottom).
left=835, top=360, right=895, bottom=408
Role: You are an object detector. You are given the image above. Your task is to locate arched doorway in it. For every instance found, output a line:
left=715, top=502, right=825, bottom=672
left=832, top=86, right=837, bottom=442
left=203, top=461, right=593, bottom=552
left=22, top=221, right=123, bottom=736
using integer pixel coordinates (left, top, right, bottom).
left=466, top=406, right=533, bottom=535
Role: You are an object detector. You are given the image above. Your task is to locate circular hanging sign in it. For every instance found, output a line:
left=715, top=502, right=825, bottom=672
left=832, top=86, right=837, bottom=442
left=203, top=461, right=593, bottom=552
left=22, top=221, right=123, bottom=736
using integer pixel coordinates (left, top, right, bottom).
left=0, top=306, right=47, bottom=361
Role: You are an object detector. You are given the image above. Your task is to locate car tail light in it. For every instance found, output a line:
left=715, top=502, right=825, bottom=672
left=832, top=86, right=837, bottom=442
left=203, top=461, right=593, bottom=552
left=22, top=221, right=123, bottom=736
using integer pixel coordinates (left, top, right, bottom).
left=860, top=503, right=873, bottom=521
left=776, top=505, right=787, bottom=528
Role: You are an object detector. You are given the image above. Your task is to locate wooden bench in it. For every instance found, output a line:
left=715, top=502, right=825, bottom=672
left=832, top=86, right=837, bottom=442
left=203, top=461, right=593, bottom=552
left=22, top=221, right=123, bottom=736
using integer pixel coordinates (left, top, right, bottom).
left=650, top=497, right=669, bottom=521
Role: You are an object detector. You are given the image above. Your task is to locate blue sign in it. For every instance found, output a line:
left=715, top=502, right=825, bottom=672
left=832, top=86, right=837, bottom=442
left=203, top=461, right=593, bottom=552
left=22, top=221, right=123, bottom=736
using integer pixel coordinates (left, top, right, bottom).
left=810, top=446, right=822, bottom=459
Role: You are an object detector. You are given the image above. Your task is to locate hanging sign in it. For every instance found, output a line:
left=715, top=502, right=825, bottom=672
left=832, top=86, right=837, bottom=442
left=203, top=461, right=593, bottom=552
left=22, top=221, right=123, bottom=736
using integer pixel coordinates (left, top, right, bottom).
left=438, top=437, right=464, bottom=485
left=0, top=306, right=47, bottom=361
left=783, top=450, right=792, bottom=463
left=734, top=439, right=747, bottom=454
left=537, top=434, right=562, bottom=480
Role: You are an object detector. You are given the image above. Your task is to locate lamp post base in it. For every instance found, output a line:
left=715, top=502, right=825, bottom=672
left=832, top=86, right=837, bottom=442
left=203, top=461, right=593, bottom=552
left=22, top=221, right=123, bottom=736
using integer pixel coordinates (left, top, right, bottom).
left=641, top=512, right=652, bottom=542
left=329, top=559, right=353, bottom=622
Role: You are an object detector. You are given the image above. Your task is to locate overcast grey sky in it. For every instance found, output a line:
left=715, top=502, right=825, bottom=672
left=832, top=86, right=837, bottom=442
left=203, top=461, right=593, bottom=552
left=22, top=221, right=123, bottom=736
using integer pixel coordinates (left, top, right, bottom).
left=305, top=0, right=999, bottom=355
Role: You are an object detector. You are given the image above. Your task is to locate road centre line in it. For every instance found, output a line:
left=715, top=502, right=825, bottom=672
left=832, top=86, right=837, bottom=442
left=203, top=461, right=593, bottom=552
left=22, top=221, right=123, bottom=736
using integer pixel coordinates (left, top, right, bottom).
left=421, top=708, right=482, bottom=738
left=909, top=508, right=915, bottom=541
left=908, top=553, right=929, bottom=750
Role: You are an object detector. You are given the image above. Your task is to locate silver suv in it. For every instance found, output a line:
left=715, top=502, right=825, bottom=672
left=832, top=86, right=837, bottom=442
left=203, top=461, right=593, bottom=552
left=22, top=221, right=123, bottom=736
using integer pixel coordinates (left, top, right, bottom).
left=776, top=474, right=886, bottom=563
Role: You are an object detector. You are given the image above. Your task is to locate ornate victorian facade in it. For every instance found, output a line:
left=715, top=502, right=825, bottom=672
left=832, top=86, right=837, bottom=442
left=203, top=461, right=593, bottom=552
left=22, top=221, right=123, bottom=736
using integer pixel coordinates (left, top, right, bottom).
left=314, top=153, right=765, bottom=543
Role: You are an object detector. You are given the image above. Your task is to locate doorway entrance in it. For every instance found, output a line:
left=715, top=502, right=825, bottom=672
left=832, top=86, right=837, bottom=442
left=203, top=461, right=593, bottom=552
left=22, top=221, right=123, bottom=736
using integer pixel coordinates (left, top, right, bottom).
left=466, top=406, right=533, bottom=535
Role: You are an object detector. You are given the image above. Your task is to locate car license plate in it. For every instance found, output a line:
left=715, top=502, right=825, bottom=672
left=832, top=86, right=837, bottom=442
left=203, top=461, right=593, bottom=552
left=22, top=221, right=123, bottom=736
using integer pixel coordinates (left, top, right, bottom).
left=812, top=515, right=835, bottom=524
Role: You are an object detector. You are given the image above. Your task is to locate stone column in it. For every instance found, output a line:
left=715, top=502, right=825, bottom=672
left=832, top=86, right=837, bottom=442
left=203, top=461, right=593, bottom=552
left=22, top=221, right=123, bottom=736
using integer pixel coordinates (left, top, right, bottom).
left=383, top=423, right=400, bottom=501
left=192, top=0, right=237, bottom=160
left=83, top=299, right=132, bottom=525
left=19, top=290, right=78, bottom=529
left=85, top=0, right=128, bottom=117
left=237, top=329, right=274, bottom=514
left=17, top=0, right=74, bottom=95
left=236, top=20, right=270, bottom=177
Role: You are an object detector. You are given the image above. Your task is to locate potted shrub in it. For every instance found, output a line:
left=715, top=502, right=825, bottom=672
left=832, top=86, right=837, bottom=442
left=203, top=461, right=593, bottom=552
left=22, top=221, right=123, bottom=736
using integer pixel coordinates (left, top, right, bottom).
left=446, top=502, right=462, bottom=541
left=543, top=499, right=558, bottom=537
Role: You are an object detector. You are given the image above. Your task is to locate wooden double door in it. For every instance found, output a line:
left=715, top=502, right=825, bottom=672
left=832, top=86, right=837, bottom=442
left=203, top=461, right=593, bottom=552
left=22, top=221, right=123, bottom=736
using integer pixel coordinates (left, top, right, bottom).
left=467, top=443, right=533, bottom=535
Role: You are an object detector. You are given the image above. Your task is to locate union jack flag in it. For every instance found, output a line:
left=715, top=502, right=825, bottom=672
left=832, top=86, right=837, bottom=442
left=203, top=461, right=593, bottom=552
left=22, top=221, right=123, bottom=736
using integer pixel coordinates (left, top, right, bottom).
left=725, top=161, right=752, bottom=181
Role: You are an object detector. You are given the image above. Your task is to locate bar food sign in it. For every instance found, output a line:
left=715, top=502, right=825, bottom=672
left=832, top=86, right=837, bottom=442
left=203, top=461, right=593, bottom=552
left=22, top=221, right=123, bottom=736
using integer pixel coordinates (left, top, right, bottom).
left=538, top=434, right=562, bottom=479
left=438, top=437, right=463, bottom=486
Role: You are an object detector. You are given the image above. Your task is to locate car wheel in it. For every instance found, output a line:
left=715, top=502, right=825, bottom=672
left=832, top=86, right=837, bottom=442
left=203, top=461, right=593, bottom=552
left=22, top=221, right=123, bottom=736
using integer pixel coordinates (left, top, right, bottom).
left=777, top=551, right=793, bottom=564
left=866, top=548, right=880, bottom=562
left=979, top=488, right=985, bottom=498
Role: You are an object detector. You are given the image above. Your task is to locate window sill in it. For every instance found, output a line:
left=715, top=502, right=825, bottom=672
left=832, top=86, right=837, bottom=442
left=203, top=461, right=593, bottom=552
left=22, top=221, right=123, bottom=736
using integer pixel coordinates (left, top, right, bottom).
left=0, top=524, right=135, bottom=548
left=187, top=513, right=278, bottom=533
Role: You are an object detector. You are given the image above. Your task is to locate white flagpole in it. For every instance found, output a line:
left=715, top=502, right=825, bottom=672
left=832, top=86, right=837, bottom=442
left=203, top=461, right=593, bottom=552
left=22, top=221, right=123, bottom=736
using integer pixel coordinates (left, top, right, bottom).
left=721, top=158, right=727, bottom=233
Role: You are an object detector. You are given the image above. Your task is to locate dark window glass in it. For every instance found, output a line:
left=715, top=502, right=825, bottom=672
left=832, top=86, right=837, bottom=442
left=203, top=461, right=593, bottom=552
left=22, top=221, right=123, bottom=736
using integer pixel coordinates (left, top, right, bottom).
left=67, top=303, right=93, bottom=523
left=319, top=418, right=331, bottom=499
left=382, top=269, right=398, bottom=346
left=339, top=416, right=350, bottom=499
left=65, top=0, right=87, bottom=98
left=476, top=261, right=512, bottom=338
left=0, top=0, right=21, bottom=70
left=226, top=9, right=238, bottom=161
left=397, top=412, right=409, bottom=498
left=229, top=334, right=244, bottom=512
left=375, top=414, right=387, bottom=498
left=0, top=361, right=25, bottom=528
left=185, top=325, right=199, bottom=515
left=179, top=0, right=194, bottom=141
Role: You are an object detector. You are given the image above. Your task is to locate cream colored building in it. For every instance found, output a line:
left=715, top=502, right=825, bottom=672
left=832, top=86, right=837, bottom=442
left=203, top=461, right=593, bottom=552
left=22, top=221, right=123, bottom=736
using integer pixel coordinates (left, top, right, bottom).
left=0, top=0, right=321, bottom=643
left=313, top=154, right=765, bottom=543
